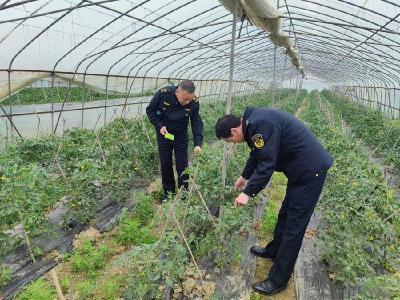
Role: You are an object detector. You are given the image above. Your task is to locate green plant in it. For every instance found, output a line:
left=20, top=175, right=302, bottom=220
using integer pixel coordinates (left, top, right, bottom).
left=0, top=266, right=12, bottom=288
left=355, top=275, right=400, bottom=299
left=60, top=276, right=70, bottom=294
left=116, top=212, right=156, bottom=245
left=260, top=173, right=287, bottom=237
left=261, top=200, right=279, bottom=236
left=16, top=278, right=56, bottom=300
left=76, top=279, right=96, bottom=299
left=301, top=91, right=400, bottom=288
left=134, top=193, right=155, bottom=225
left=322, top=90, right=400, bottom=173
left=69, top=239, right=110, bottom=277
left=8, top=86, right=135, bottom=105
left=101, top=276, right=123, bottom=300
left=124, top=242, right=186, bottom=299
left=0, top=161, right=64, bottom=234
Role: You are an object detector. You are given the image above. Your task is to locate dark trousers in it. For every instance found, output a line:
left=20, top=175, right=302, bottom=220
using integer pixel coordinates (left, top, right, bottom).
left=265, top=170, right=328, bottom=287
left=156, top=132, right=189, bottom=196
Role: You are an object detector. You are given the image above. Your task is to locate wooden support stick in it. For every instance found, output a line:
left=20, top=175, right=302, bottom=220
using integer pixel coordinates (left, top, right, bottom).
left=49, top=269, right=65, bottom=300
left=22, top=226, right=36, bottom=263
left=171, top=210, right=204, bottom=284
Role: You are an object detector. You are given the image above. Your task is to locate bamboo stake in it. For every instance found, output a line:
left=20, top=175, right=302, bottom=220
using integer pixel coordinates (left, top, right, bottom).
left=171, top=210, right=204, bottom=284
left=53, top=143, right=68, bottom=184
left=140, top=117, right=153, bottom=148
left=22, top=226, right=36, bottom=263
left=95, top=131, right=106, bottom=163
left=157, top=187, right=183, bottom=244
left=49, top=269, right=65, bottom=300
left=191, top=181, right=217, bottom=227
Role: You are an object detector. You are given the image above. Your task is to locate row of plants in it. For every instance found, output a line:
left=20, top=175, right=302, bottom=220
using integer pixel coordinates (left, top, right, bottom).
left=0, top=88, right=296, bottom=243
left=0, top=116, right=159, bottom=257
left=13, top=141, right=256, bottom=299
left=5, top=85, right=298, bottom=107
left=0, top=88, right=297, bottom=288
left=301, top=91, right=399, bottom=299
left=321, top=90, right=400, bottom=173
left=4, top=86, right=153, bottom=106
left=8, top=89, right=306, bottom=299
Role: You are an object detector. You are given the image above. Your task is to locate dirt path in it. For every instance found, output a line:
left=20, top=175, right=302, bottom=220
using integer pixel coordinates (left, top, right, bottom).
left=251, top=240, right=296, bottom=300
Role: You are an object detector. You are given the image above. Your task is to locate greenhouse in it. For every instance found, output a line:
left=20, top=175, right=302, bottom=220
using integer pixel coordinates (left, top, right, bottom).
left=0, top=0, right=399, bottom=299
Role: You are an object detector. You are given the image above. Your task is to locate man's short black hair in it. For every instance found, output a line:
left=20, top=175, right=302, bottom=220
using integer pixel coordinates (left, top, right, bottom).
left=215, top=114, right=241, bottom=139
left=178, top=80, right=195, bottom=94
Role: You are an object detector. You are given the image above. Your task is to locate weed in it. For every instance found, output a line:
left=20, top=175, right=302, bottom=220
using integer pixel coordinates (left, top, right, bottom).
left=0, top=266, right=12, bottom=288
left=16, top=278, right=55, bottom=300
left=116, top=212, right=156, bottom=245
left=69, top=239, right=110, bottom=277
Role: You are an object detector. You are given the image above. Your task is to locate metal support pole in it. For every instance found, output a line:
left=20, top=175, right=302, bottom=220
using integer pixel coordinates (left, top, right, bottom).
left=272, top=44, right=277, bottom=105
left=278, top=53, right=288, bottom=103
left=8, top=70, right=12, bottom=138
left=294, top=69, right=299, bottom=101
left=221, top=0, right=238, bottom=194
left=81, top=78, right=85, bottom=128
left=51, top=73, right=55, bottom=133
left=271, top=0, right=280, bottom=105
left=105, top=76, right=110, bottom=125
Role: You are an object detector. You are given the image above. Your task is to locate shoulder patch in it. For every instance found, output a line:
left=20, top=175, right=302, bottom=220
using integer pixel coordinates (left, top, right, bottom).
left=160, top=88, right=168, bottom=93
left=251, top=134, right=265, bottom=150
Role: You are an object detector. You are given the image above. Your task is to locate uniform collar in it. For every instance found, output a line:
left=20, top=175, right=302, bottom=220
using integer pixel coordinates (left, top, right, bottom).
left=242, top=107, right=254, bottom=139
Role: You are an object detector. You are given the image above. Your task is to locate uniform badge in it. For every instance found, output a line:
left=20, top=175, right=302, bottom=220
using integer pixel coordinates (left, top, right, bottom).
left=251, top=134, right=265, bottom=150
left=161, top=88, right=168, bottom=93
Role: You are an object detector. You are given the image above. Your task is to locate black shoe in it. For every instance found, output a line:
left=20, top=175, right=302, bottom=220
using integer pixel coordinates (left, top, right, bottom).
left=252, top=279, right=286, bottom=295
left=250, top=246, right=275, bottom=260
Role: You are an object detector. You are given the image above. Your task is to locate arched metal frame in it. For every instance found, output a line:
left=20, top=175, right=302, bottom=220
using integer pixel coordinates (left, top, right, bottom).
left=0, top=0, right=399, bottom=140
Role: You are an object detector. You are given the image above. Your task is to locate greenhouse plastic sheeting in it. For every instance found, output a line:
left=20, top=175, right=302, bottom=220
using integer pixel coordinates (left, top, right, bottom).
left=219, top=0, right=304, bottom=76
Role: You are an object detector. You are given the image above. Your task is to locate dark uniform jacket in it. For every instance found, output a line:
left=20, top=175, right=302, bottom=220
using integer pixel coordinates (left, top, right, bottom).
left=242, top=107, right=333, bottom=197
left=146, top=86, right=203, bottom=146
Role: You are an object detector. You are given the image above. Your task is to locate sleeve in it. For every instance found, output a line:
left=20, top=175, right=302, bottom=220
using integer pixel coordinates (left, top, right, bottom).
left=241, top=150, right=257, bottom=180
left=146, top=91, right=164, bottom=130
left=190, top=102, right=204, bottom=147
left=243, top=122, right=280, bottom=197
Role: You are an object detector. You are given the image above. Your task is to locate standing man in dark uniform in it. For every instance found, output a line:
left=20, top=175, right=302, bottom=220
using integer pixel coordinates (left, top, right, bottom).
left=215, top=107, right=333, bottom=295
left=146, top=80, right=203, bottom=202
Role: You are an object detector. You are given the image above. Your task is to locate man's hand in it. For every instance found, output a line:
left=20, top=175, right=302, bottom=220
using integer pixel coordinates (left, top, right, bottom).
left=194, top=146, right=202, bottom=155
left=235, top=192, right=249, bottom=207
left=160, top=126, right=168, bottom=135
left=234, top=176, right=247, bottom=191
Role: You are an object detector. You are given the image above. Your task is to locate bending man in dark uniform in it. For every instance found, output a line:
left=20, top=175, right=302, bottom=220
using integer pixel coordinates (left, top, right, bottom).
left=146, top=80, right=203, bottom=202
left=215, top=107, right=333, bottom=296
